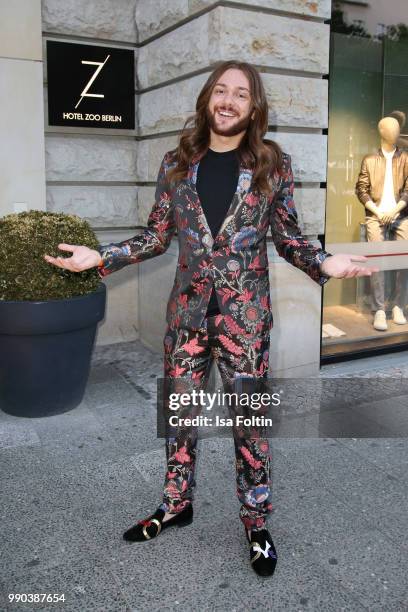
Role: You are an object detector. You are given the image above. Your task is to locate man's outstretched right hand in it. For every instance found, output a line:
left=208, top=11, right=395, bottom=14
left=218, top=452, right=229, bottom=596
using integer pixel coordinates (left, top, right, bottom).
left=44, top=243, right=103, bottom=272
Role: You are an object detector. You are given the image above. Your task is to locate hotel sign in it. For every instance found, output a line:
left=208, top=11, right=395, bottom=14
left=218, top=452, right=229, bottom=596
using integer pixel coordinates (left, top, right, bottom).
left=46, top=41, right=135, bottom=129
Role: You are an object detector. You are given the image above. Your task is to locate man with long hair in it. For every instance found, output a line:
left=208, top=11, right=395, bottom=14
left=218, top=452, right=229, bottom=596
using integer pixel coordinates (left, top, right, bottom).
left=44, top=60, right=377, bottom=577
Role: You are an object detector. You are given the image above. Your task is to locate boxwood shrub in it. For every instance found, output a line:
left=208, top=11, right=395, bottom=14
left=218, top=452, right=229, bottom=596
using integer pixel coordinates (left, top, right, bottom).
left=0, top=210, right=101, bottom=301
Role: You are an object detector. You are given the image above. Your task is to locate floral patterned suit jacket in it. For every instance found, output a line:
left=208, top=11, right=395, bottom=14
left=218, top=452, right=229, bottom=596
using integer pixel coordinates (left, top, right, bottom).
left=97, top=147, right=332, bottom=335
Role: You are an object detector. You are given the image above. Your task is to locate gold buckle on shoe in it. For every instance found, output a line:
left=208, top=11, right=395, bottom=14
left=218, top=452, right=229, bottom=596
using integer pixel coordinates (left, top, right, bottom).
left=250, top=542, right=262, bottom=564
left=142, top=518, right=162, bottom=540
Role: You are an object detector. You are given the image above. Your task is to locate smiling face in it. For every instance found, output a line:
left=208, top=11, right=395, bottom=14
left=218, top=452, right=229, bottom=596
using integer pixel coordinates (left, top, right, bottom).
left=206, top=68, right=254, bottom=138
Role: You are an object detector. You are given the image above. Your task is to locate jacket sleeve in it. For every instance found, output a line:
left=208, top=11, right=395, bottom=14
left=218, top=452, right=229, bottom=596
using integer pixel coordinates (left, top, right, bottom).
left=97, top=152, right=176, bottom=277
left=269, top=153, right=332, bottom=286
left=355, top=156, right=372, bottom=205
left=400, top=155, right=408, bottom=203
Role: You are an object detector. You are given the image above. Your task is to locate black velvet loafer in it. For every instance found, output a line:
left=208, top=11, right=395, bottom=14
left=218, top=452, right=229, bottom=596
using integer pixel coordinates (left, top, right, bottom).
left=123, top=504, right=193, bottom=542
left=246, top=528, right=278, bottom=576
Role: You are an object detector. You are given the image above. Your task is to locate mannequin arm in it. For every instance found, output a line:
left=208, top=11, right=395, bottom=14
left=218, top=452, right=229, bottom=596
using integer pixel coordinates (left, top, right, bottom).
left=355, top=157, right=374, bottom=209
left=395, top=199, right=408, bottom=214
left=364, top=200, right=382, bottom=218
left=390, top=156, right=408, bottom=217
left=380, top=199, right=408, bottom=224
left=401, top=170, right=408, bottom=204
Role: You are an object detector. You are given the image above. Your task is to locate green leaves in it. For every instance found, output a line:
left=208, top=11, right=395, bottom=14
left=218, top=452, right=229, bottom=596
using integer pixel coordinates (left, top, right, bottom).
left=0, top=210, right=100, bottom=301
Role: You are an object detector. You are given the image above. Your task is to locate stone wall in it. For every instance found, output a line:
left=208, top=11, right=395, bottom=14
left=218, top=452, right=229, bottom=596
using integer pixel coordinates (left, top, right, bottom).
left=41, top=0, right=139, bottom=345
left=136, top=0, right=331, bottom=375
left=1, top=0, right=46, bottom=217
left=41, top=0, right=331, bottom=373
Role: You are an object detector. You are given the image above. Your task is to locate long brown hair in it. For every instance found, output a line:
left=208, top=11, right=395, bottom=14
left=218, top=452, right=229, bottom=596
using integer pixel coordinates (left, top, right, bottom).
left=166, top=60, right=283, bottom=196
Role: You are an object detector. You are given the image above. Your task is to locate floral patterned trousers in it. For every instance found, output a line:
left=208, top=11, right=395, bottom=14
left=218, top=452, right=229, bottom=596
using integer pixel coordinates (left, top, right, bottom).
left=159, top=314, right=273, bottom=531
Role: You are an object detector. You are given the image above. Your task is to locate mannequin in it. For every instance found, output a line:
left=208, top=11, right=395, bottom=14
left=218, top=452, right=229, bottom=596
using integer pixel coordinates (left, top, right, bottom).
left=355, top=117, right=408, bottom=331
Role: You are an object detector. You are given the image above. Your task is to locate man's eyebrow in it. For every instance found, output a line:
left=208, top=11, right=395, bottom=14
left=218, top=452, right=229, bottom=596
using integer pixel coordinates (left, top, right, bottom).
left=215, top=82, right=250, bottom=92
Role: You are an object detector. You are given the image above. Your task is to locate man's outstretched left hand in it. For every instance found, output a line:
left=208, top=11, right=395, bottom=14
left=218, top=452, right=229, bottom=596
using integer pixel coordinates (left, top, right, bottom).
left=320, top=254, right=380, bottom=279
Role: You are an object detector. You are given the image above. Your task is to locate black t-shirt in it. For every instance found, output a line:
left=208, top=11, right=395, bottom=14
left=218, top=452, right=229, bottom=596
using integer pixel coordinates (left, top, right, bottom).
left=196, top=147, right=240, bottom=316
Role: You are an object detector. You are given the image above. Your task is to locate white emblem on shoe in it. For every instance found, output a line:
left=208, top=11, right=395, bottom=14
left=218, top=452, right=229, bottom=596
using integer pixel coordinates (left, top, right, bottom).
left=252, top=541, right=271, bottom=558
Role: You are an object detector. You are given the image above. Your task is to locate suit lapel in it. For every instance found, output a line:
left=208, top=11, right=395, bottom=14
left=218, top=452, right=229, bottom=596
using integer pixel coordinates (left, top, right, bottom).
left=187, top=152, right=254, bottom=245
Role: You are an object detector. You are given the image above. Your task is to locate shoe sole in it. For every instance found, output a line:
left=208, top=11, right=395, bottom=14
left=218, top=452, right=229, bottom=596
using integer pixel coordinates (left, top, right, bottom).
left=373, top=323, right=387, bottom=331
left=253, top=566, right=277, bottom=577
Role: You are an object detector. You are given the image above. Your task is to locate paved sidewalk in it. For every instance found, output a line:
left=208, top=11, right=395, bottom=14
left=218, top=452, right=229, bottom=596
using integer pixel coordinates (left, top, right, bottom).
left=1, top=340, right=407, bottom=611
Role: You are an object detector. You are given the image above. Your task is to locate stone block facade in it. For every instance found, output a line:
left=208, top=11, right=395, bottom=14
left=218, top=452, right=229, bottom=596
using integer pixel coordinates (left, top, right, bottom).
left=41, top=0, right=330, bottom=372
left=139, top=72, right=327, bottom=135
left=1, top=0, right=46, bottom=218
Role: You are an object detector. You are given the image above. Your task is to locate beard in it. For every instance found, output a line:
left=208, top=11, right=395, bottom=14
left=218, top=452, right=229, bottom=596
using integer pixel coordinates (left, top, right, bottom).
left=206, top=106, right=252, bottom=136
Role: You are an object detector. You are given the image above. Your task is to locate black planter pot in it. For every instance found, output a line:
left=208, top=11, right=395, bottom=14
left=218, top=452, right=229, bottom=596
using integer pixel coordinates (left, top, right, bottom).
left=0, top=282, right=106, bottom=417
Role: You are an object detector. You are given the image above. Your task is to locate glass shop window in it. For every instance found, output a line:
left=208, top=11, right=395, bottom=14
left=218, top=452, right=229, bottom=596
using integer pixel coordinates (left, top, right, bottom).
left=322, top=33, right=408, bottom=359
